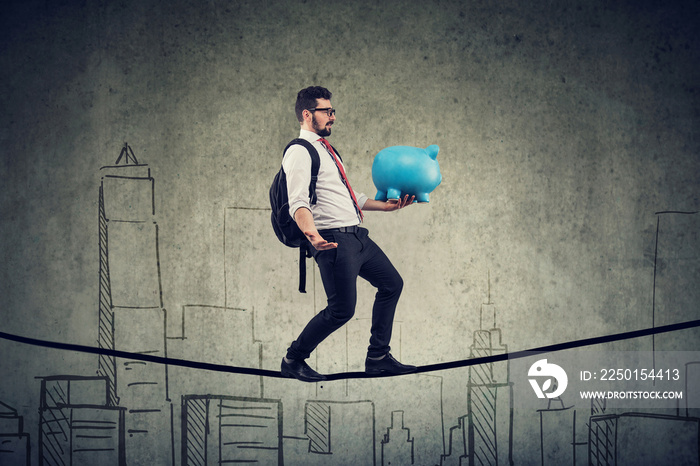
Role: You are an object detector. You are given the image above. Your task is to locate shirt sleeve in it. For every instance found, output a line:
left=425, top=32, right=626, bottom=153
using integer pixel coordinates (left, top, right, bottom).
left=355, top=191, right=369, bottom=209
left=282, top=144, right=313, bottom=219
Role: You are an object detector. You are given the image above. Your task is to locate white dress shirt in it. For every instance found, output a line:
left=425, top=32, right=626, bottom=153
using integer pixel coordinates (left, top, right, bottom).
left=283, top=129, right=367, bottom=230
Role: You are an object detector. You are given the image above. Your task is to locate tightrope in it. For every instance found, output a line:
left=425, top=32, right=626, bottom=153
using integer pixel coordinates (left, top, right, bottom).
left=1, top=319, right=699, bottom=381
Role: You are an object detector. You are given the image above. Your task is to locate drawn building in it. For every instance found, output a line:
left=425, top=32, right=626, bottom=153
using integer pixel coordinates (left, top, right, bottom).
left=381, top=410, right=414, bottom=465
left=0, top=399, right=30, bottom=465
left=305, top=400, right=375, bottom=465
left=166, top=303, right=267, bottom=461
left=466, top=293, right=514, bottom=466
left=441, top=415, right=468, bottom=466
left=440, top=279, right=513, bottom=466
left=651, top=211, right=700, bottom=354
left=589, top=416, right=615, bottom=465
left=682, top=361, right=700, bottom=418
left=585, top=211, right=700, bottom=465
left=588, top=413, right=700, bottom=465
left=38, top=376, right=126, bottom=465
left=536, top=398, right=577, bottom=466
left=167, top=304, right=264, bottom=399
left=182, top=395, right=282, bottom=465
left=97, top=144, right=171, bottom=464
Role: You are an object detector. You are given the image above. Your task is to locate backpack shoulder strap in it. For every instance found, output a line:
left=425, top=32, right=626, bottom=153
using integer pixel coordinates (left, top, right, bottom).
left=284, top=138, right=321, bottom=205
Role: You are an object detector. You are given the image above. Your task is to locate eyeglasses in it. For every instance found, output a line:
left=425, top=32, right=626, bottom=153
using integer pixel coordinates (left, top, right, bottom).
left=308, top=107, right=336, bottom=117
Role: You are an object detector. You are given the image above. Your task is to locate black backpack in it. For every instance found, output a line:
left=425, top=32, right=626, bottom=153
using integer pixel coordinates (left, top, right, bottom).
left=270, top=138, right=338, bottom=293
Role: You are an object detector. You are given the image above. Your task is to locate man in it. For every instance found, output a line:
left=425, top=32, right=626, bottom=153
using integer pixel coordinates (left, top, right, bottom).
left=281, top=86, right=417, bottom=382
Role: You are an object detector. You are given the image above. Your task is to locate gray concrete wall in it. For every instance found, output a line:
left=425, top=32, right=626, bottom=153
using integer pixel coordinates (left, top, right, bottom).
left=1, top=0, right=699, bottom=464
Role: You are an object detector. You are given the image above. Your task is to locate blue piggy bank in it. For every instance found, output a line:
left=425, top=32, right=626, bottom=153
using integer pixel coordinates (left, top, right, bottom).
left=372, top=145, right=442, bottom=203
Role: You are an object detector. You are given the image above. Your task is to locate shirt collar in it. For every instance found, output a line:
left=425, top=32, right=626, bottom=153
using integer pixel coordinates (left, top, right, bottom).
left=299, top=128, right=323, bottom=142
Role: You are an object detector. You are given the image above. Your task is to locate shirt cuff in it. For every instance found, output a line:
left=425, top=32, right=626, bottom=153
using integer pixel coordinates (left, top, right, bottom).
left=289, top=200, right=311, bottom=220
left=356, top=193, right=369, bottom=209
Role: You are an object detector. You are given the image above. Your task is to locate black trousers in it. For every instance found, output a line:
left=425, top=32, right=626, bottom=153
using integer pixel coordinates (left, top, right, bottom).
left=286, top=226, right=403, bottom=361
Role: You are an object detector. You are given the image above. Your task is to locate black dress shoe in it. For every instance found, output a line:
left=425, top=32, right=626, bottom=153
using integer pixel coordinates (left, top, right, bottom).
left=365, top=353, right=417, bottom=375
left=281, top=358, right=327, bottom=382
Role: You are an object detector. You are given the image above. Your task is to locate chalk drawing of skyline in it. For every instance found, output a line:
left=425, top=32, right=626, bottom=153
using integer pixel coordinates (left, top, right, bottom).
left=0, top=145, right=698, bottom=464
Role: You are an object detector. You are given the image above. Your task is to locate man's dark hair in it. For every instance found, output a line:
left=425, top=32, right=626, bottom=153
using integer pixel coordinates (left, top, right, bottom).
left=295, top=86, right=332, bottom=123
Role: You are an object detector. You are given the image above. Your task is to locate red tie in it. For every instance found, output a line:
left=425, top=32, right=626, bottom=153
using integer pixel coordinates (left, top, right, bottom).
left=318, top=138, right=364, bottom=222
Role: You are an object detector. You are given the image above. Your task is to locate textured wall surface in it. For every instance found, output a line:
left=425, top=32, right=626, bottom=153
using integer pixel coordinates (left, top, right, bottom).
left=1, top=0, right=699, bottom=464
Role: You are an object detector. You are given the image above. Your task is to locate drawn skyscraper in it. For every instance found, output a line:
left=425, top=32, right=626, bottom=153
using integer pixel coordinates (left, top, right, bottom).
left=182, top=395, right=283, bottom=465
left=304, top=400, right=376, bottom=465
left=381, top=410, right=414, bottom=465
left=97, top=143, right=171, bottom=464
left=651, top=211, right=700, bottom=355
left=0, top=399, right=30, bottom=465
left=536, top=396, right=576, bottom=466
left=38, top=376, right=126, bottom=465
left=588, top=406, right=615, bottom=466
left=588, top=413, right=700, bottom=465
left=466, top=280, right=514, bottom=466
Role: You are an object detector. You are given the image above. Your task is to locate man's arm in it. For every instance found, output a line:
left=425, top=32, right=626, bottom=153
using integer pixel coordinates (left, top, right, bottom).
left=294, top=207, right=338, bottom=250
left=284, top=144, right=337, bottom=251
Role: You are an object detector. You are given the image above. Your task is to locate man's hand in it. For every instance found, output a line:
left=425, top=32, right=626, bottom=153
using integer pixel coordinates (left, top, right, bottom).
left=294, top=207, right=337, bottom=250
left=305, top=231, right=338, bottom=251
left=384, top=195, right=415, bottom=211
left=362, top=195, right=416, bottom=212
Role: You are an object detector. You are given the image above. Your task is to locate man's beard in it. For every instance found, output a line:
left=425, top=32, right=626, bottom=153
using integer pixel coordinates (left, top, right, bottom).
left=312, top=115, right=332, bottom=137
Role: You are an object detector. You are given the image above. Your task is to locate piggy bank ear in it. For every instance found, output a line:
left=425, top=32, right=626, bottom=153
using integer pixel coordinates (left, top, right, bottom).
left=426, top=145, right=439, bottom=160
